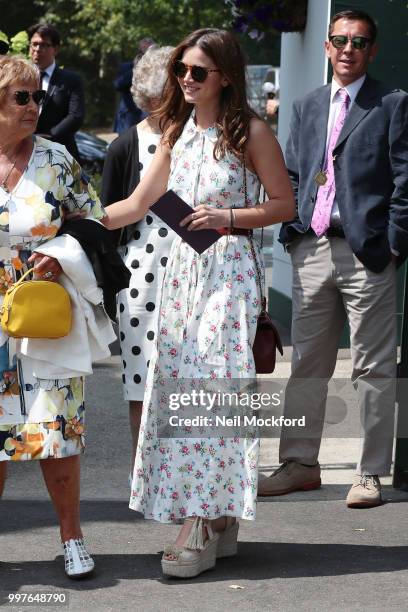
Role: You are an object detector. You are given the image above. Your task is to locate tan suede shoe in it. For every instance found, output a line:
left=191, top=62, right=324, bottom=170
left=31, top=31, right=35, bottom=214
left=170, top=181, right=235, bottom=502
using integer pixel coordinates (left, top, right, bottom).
left=346, top=475, right=382, bottom=508
left=258, top=461, right=321, bottom=496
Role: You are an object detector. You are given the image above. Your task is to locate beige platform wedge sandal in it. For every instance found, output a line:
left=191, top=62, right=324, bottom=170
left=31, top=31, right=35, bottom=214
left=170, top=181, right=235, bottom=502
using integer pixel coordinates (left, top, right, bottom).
left=161, top=517, right=220, bottom=578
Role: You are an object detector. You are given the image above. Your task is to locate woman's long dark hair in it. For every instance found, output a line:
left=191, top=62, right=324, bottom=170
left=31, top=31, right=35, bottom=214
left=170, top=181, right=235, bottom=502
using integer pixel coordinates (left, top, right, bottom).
left=155, top=28, right=258, bottom=160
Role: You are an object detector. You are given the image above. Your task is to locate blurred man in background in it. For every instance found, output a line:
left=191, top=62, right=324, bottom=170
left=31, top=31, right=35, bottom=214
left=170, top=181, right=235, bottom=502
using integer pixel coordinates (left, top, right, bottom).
left=28, top=23, right=85, bottom=161
left=113, top=37, right=155, bottom=134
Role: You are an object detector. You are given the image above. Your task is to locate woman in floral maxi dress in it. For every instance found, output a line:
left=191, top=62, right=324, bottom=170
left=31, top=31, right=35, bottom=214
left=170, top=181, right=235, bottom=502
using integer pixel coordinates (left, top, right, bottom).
left=104, top=28, right=295, bottom=578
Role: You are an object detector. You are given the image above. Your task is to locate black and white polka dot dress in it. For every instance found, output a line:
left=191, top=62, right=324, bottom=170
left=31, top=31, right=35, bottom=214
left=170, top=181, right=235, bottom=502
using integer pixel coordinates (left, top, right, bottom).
left=118, top=127, right=175, bottom=400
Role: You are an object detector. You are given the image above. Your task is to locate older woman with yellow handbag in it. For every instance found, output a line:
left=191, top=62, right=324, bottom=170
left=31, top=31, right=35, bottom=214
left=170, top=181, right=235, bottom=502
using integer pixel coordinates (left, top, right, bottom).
left=0, top=55, right=107, bottom=578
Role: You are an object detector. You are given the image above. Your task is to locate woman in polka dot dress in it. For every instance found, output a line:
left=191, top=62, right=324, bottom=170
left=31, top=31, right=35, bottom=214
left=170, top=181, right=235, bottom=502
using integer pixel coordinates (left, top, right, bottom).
left=102, top=46, right=175, bottom=472
left=104, top=29, right=294, bottom=578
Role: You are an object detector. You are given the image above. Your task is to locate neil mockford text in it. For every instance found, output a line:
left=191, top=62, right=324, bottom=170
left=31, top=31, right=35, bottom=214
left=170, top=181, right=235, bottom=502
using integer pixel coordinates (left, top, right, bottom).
left=168, top=414, right=306, bottom=428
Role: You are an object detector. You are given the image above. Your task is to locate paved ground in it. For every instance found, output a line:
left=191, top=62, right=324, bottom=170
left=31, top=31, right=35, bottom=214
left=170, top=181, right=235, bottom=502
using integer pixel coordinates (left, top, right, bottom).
left=1, top=353, right=408, bottom=612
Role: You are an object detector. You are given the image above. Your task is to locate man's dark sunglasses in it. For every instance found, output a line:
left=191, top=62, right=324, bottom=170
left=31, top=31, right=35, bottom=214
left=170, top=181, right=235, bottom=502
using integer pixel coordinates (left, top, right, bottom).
left=13, top=90, right=46, bottom=106
left=329, top=35, right=372, bottom=50
left=172, top=60, right=220, bottom=83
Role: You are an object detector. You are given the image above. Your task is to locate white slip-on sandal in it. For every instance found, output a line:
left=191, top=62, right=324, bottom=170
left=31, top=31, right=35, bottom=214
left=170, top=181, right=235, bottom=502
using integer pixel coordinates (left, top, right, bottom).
left=161, top=517, right=219, bottom=579
left=63, top=538, right=95, bottom=578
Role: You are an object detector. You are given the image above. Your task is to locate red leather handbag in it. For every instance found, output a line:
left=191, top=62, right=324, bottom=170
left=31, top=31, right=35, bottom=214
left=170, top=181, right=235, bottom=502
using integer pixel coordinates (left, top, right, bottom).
left=252, top=297, right=283, bottom=373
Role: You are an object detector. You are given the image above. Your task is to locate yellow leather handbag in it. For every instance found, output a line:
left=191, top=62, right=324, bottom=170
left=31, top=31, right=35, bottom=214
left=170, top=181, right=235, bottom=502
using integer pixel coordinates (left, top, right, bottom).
left=0, top=268, right=72, bottom=338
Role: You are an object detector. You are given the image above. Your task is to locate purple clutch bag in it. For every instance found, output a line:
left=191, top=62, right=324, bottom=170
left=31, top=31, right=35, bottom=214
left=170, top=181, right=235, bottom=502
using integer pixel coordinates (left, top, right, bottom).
left=150, top=190, right=221, bottom=254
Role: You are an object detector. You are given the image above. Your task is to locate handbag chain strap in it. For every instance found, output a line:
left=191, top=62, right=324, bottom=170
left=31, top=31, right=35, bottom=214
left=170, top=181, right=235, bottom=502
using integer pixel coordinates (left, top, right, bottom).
left=243, top=161, right=265, bottom=305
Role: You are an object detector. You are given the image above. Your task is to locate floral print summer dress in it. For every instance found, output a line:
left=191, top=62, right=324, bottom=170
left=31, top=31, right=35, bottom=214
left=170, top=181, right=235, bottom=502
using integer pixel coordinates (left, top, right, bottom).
left=130, top=113, right=264, bottom=522
left=0, top=137, right=105, bottom=462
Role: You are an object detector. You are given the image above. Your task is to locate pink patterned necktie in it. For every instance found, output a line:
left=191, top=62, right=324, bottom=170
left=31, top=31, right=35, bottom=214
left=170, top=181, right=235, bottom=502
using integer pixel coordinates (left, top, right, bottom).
left=311, top=88, right=350, bottom=236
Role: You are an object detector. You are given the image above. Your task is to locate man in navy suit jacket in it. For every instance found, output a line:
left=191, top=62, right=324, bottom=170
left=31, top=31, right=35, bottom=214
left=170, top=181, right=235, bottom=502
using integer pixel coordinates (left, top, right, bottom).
left=259, top=10, right=408, bottom=507
left=28, top=23, right=85, bottom=161
left=112, top=38, right=154, bottom=134
left=113, top=61, right=144, bottom=134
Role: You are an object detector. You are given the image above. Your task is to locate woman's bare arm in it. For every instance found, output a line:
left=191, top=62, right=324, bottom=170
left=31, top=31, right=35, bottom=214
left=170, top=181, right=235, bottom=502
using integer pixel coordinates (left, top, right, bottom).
left=102, top=142, right=171, bottom=230
left=241, top=118, right=295, bottom=226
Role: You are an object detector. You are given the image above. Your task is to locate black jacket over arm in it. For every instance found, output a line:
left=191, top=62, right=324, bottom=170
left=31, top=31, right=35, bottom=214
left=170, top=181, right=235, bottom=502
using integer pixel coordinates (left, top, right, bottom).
left=57, top=219, right=131, bottom=320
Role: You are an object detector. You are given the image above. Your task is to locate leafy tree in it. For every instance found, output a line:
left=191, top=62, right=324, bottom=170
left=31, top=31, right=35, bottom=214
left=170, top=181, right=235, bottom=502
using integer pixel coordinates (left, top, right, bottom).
left=10, top=32, right=29, bottom=55
left=0, top=30, right=8, bottom=46
left=4, top=0, right=280, bottom=127
left=36, top=0, right=278, bottom=126
left=35, top=0, right=232, bottom=59
left=0, top=30, right=30, bottom=55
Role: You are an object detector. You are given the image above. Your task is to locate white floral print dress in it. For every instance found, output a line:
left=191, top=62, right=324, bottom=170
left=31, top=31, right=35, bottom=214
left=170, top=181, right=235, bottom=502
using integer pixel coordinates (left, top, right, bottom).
left=130, top=113, right=263, bottom=522
left=0, top=137, right=105, bottom=462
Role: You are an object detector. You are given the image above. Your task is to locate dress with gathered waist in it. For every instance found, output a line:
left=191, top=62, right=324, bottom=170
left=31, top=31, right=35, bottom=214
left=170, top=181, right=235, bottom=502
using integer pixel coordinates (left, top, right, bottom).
left=130, top=113, right=264, bottom=521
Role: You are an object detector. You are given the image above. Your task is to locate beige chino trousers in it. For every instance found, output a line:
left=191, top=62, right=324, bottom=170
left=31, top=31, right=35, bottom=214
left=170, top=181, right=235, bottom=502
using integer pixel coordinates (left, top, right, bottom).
left=280, top=234, right=396, bottom=476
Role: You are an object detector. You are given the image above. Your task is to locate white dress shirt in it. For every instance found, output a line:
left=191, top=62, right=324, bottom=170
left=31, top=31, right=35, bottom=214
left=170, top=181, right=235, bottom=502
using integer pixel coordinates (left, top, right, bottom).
left=39, top=62, right=56, bottom=116
left=40, top=61, right=56, bottom=92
